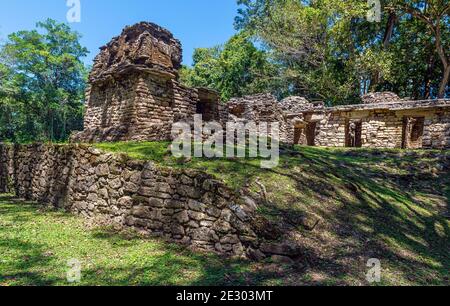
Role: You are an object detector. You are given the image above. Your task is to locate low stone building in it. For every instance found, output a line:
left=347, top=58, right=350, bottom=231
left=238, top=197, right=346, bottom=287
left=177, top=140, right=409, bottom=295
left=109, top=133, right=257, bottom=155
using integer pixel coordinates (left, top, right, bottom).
left=286, top=96, right=450, bottom=149
left=71, top=22, right=450, bottom=150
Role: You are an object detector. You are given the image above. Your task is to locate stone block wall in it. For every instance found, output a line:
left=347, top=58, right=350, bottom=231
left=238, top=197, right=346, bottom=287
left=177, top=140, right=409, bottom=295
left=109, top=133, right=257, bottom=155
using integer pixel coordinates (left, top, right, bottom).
left=361, top=111, right=405, bottom=148
left=314, top=112, right=348, bottom=147
left=0, top=144, right=259, bottom=257
left=72, top=72, right=199, bottom=143
left=226, top=94, right=289, bottom=142
left=0, top=145, right=14, bottom=193
left=312, top=110, right=442, bottom=149
left=279, top=96, right=317, bottom=113
left=423, top=110, right=450, bottom=149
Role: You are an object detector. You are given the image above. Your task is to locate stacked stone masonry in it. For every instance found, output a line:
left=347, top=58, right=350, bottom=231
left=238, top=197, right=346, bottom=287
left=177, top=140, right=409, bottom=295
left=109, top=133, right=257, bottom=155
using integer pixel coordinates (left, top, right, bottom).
left=288, top=99, right=450, bottom=149
left=71, top=22, right=450, bottom=150
left=71, top=22, right=223, bottom=143
left=361, top=92, right=402, bottom=104
left=225, top=94, right=289, bottom=142
left=223, top=94, right=450, bottom=149
left=0, top=144, right=261, bottom=257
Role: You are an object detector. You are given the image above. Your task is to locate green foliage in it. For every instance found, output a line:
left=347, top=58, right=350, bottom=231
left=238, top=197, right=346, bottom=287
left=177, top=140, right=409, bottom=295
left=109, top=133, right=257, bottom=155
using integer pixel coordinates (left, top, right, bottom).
left=180, top=32, right=276, bottom=101
left=235, top=0, right=449, bottom=103
left=180, top=47, right=222, bottom=93
left=379, top=16, right=446, bottom=98
left=387, top=0, right=450, bottom=98
left=0, top=19, right=88, bottom=143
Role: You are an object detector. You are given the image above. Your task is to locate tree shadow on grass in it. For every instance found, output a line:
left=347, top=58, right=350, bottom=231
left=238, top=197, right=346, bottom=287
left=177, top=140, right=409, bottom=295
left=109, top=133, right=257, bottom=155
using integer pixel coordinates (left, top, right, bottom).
left=87, top=225, right=290, bottom=286
left=264, top=148, right=449, bottom=285
left=204, top=147, right=449, bottom=285
left=0, top=195, right=288, bottom=286
left=0, top=238, right=59, bottom=286
left=0, top=196, right=61, bottom=285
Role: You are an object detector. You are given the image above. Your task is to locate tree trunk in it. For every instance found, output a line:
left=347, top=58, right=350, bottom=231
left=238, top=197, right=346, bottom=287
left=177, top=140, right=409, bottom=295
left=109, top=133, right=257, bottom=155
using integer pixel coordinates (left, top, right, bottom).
left=438, top=65, right=450, bottom=99
left=397, top=3, right=449, bottom=98
left=370, top=72, right=380, bottom=92
left=435, top=24, right=449, bottom=98
left=423, top=52, right=436, bottom=99
left=383, top=13, right=397, bottom=48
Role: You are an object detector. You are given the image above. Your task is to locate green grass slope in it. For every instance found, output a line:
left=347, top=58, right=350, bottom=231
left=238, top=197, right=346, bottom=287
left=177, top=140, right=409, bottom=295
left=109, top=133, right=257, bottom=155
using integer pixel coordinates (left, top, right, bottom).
left=0, top=195, right=251, bottom=286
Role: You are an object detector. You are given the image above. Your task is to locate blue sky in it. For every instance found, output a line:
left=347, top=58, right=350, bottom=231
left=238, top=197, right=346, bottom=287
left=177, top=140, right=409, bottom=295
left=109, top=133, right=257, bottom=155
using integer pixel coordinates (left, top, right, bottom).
left=0, top=0, right=239, bottom=66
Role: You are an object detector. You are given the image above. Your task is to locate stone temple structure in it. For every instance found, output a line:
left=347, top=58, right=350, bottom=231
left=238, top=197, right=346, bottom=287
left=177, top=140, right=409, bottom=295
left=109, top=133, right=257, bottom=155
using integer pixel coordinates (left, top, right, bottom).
left=71, top=22, right=222, bottom=142
left=72, top=22, right=450, bottom=150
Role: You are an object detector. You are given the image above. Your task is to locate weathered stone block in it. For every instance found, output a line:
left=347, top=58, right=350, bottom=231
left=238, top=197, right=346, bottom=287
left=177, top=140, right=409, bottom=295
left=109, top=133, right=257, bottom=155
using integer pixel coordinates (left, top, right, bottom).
left=131, top=206, right=152, bottom=219
left=174, top=211, right=189, bottom=224
left=178, top=185, right=202, bottom=199
left=109, top=178, right=122, bottom=189
left=148, top=198, right=165, bottom=208
left=96, top=164, right=110, bottom=177
left=188, top=200, right=206, bottom=212
left=188, top=211, right=207, bottom=221
left=123, top=182, right=139, bottom=193
left=117, top=196, right=133, bottom=208
left=213, top=220, right=232, bottom=233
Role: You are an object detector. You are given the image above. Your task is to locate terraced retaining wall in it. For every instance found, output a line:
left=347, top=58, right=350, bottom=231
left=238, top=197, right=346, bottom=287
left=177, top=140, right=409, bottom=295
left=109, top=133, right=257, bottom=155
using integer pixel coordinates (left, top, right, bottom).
left=0, top=144, right=260, bottom=257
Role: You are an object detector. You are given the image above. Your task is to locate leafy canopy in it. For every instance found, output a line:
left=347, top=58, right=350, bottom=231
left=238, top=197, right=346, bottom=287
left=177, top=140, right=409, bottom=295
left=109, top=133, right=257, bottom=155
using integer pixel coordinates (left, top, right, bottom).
left=0, top=19, right=88, bottom=142
left=234, top=0, right=449, bottom=103
left=180, top=32, right=276, bottom=101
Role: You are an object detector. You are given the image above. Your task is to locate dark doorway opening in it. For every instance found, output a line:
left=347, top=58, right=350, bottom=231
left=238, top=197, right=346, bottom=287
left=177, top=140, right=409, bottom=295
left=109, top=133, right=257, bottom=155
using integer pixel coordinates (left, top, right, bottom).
left=306, top=122, right=317, bottom=146
left=196, top=101, right=215, bottom=122
left=346, top=121, right=362, bottom=148
left=294, top=126, right=304, bottom=145
left=402, top=117, right=425, bottom=149
left=195, top=88, right=220, bottom=122
left=229, top=105, right=245, bottom=118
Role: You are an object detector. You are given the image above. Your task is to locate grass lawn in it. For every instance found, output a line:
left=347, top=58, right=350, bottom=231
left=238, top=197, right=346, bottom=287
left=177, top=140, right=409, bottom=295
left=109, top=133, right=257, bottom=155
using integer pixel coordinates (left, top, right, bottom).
left=1, top=143, right=449, bottom=285
left=0, top=195, right=256, bottom=286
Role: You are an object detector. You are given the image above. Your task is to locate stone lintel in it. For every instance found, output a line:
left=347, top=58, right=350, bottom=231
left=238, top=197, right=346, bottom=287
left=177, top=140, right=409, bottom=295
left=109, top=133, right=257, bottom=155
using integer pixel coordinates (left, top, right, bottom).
left=286, top=99, right=450, bottom=117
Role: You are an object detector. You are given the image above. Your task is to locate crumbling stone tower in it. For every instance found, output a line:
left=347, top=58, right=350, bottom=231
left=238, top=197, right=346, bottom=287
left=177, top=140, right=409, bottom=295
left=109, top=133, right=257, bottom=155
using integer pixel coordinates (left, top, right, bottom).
left=72, top=22, right=211, bottom=142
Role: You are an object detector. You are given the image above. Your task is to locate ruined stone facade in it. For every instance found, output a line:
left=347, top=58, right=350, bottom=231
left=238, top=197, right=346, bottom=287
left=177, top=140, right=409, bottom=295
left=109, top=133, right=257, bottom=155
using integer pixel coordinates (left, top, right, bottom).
left=71, top=22, right=450, bottom=150
left=71, top=22, right=222, bottom=143
left=225, top=94, right=289, bottom=142
left=361, top=91, right=402, bottom=104
left=222, top=93, right=450, bottom=150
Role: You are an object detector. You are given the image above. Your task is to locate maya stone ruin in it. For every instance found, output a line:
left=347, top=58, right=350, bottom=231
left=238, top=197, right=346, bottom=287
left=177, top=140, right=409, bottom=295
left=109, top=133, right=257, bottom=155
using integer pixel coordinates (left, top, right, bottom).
left=1, top=21, right=449, bottom=260
left=71, top=22, right=450, bottom=150
left=71, top=22, right=222, bottom=143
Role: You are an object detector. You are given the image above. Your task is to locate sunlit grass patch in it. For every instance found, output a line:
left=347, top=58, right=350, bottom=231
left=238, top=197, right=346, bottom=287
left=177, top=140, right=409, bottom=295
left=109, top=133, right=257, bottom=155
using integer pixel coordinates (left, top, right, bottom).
left=0, top=195, right=251, bottom=286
